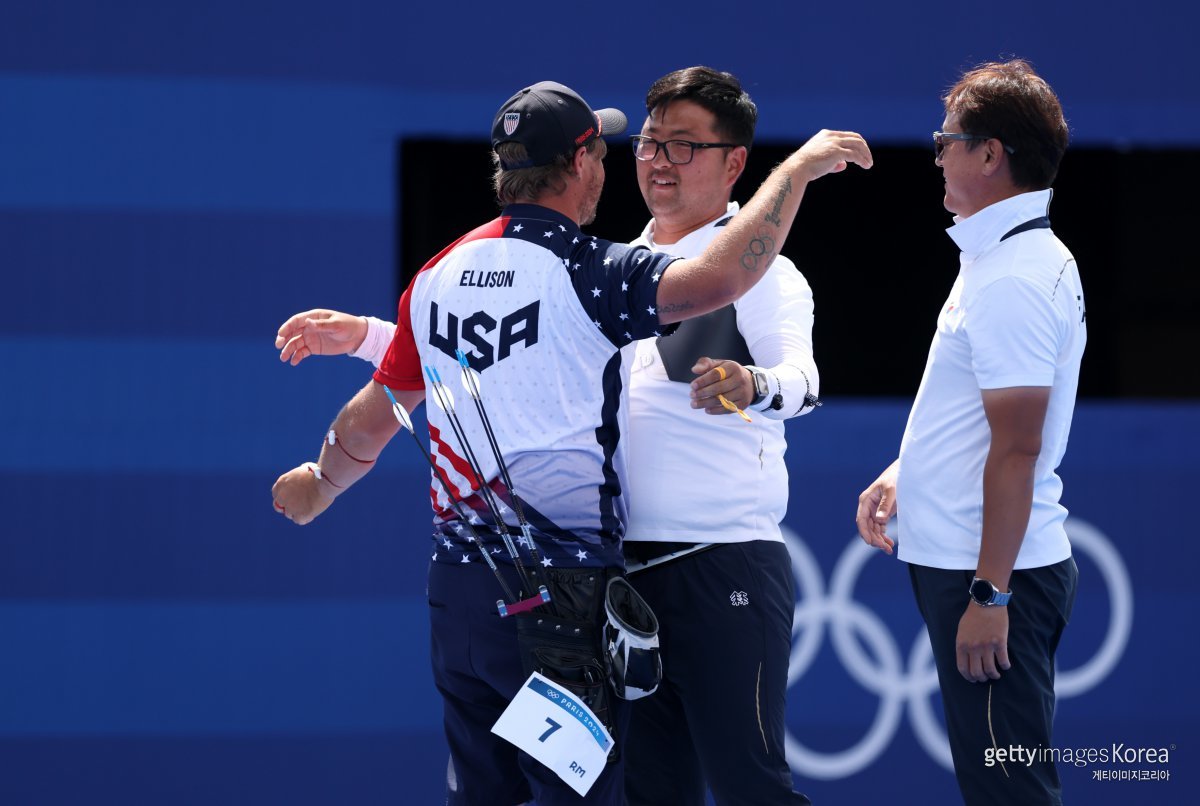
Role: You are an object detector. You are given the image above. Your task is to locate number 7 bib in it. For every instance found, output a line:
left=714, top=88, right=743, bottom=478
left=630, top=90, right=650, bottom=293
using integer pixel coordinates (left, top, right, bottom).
left=491, top=671, right=613, bottom=796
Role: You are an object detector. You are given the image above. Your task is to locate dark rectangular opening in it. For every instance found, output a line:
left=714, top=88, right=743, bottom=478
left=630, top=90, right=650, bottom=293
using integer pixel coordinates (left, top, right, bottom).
left=399, top=139, right=1200, bottom=397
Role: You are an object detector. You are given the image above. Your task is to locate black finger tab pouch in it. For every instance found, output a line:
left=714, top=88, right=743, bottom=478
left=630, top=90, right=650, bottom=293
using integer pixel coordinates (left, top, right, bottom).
left=515, top=566, right=616, bottom=760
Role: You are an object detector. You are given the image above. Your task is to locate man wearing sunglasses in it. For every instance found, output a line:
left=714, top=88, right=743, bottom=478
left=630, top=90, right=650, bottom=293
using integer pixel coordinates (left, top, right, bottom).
left=272, top=74, right=869, bottom=805
left=276, top=68, right=825, bottom=805
left=857, top=60, right=1083, bottom=805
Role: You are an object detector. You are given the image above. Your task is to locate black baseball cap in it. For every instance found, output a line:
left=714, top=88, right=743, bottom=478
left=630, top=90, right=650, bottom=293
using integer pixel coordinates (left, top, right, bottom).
left=491, top=81, right=627, bottom=169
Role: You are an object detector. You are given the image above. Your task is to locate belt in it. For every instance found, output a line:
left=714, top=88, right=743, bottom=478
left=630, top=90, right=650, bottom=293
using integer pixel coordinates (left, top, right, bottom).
left=624, top=540, right=715, bottom=574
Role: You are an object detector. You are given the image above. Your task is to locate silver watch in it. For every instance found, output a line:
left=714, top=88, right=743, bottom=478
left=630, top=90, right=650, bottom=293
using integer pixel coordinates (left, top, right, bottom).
left=750, top=368, right=770, bottom=406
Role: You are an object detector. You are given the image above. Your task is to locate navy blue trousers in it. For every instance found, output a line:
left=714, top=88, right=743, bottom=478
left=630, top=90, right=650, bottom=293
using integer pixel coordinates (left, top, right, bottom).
left=909, top=558, right=1078, bottom=806
left=624, top=541, right=811, bottom=806
left=428, top=560, right=630, bottom=806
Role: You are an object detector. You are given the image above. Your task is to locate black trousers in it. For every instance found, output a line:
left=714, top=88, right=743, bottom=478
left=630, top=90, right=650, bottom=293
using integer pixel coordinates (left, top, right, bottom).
left=909, top=558, right=1078, bottom=806
left=429, top=560, right=630, bottom=806
left=624, top=541, right=811, bottom=806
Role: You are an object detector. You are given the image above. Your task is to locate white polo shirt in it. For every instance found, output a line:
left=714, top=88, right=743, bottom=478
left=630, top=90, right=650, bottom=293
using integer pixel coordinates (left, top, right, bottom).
left=897, top=189, right=1086, bottom=570
left=624, top=203, right=819, bottom=545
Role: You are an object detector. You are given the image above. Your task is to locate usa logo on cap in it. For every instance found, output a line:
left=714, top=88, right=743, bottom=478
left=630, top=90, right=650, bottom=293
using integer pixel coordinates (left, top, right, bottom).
left=503, top=112, right=520, bottom=136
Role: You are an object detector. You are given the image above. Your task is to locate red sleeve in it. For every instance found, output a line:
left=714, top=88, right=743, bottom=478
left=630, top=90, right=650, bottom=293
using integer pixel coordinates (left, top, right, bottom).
left=373, top=280, right=424, bottom=390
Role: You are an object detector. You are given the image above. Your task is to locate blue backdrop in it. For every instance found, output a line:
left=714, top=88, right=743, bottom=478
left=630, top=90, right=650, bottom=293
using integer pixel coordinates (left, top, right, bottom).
left=2, top=2, right=1195, bottom=804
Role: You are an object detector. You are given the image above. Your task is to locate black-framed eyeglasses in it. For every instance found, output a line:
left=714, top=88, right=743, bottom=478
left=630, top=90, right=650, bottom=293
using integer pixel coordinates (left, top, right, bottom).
left=932, top=131, right=1016, bottom=159
left=631, top=135, right=739, bottom=165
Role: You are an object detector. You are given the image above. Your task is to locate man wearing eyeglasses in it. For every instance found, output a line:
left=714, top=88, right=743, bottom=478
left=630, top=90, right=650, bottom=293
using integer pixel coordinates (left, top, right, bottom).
left=272, top=75, right=869, bottom=806
left=856, top=59, right=1083, bottom=805
left=276, top=68, right=826, bottom=805
left=620, top=66, right=816, bottom=806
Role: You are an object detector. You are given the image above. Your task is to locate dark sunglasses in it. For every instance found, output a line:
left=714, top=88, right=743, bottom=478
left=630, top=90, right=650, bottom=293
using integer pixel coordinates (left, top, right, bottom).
left=932, top=131, right=1016, bottom=159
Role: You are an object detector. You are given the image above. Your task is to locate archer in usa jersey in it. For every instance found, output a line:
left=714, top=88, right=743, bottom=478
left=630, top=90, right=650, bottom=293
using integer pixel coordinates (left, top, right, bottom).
left=375, top=204, right=678, bottom=568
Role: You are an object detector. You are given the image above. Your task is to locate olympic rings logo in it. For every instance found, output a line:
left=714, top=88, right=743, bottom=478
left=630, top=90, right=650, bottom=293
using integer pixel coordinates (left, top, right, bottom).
left=782, top=517, right=1132, bottom=779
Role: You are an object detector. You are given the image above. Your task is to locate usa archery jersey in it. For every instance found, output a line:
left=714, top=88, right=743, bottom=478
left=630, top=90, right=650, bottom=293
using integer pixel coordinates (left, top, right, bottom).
left=374, top=204, right=679, bottom=569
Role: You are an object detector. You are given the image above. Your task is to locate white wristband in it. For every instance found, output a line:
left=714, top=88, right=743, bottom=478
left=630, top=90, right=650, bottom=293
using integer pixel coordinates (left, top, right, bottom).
left=349, top=316, right=396, bottom=368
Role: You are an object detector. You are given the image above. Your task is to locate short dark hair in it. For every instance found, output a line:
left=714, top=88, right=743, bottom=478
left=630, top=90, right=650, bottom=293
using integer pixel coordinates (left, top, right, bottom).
left=491, top=139, right=601, bottom=205
left=944, top=59, right=1069, bottom=189
left=644, top=66, right=757, bottom=148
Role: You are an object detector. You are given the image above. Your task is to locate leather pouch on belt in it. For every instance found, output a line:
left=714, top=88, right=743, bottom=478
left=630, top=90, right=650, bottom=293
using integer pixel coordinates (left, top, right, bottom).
left=515, top=566, right=615, bottom=757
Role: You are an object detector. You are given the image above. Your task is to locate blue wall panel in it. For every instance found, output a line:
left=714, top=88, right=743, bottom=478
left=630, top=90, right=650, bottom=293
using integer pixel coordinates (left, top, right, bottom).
left=2, top=212, right=394, bottom=339
left=3, top=3, right=1198, bottom=145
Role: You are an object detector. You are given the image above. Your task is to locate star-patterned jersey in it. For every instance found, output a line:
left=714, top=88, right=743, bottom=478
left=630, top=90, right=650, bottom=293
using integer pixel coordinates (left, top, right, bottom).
left=374, top=204, right=679, bottom=569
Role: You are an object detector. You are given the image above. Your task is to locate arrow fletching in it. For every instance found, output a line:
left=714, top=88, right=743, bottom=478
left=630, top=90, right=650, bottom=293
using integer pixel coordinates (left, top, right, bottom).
left=423, top=366, right=455, bottom=411
left=431, top=382, right=454, bottom=411
left=460, top=365, right=482, bottom=400
left=455, top=350, right=482, bottom=398
left=382, top=386, right=415, bottom=431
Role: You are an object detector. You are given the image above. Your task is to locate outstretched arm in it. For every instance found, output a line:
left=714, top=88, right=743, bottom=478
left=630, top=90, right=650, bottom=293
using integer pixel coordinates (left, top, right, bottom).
left=276, top=309, right=369, bottom=365
left=656, top=129, right=872, bottom=324
left=271, top=382, right=423, bottom=524
left=276, top=310, right=397, bottom=367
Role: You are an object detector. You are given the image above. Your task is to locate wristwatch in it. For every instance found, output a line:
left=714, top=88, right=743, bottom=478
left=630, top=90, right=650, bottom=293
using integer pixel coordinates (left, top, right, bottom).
left=749, top=368, right=770, bottom=406
left=969, top=577, right=1012, bottom=607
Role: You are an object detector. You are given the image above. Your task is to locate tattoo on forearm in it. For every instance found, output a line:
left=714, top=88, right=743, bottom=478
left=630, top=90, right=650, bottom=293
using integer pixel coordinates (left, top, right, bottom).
left=763, top=177, right=792, bottom=226
left=658, top=300, right=696, bottom=314
left=740, top=227, right=777, bottom=273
